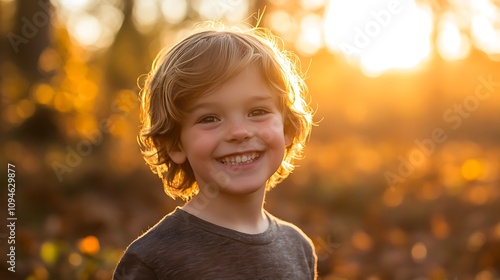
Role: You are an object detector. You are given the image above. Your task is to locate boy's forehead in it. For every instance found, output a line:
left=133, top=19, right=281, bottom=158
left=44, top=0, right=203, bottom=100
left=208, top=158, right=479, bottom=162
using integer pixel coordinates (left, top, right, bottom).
left=187, top=92, right=275, bottom=112
left=184, top=66, right=276, bottom=108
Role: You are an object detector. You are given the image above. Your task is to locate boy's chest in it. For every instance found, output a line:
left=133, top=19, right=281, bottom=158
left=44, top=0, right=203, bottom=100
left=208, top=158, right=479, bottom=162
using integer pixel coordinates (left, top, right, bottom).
left=160, top=238, right=312, bottom=279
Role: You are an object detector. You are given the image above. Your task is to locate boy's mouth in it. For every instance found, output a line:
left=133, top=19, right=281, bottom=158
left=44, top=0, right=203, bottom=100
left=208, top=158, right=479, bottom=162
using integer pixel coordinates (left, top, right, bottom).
left=219, top=152, right=261, bottom=165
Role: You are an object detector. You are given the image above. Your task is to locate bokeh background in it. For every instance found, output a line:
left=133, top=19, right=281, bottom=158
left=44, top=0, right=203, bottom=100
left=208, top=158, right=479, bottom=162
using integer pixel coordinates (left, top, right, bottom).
left=1, top=0, right=500, bottom=279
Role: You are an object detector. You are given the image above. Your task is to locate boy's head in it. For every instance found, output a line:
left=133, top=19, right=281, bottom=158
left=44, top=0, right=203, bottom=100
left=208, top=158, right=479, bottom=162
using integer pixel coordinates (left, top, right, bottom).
left=139, top=25, right=313, bottom=201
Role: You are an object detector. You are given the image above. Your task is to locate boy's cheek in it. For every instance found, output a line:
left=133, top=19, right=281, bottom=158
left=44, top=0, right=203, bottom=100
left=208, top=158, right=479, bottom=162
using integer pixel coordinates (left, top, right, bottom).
left=258, top=117, right=285, bottom=143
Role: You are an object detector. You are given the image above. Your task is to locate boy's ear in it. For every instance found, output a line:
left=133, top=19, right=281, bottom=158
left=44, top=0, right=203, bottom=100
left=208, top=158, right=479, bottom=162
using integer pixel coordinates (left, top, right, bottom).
left=168, top=145, right=187, bottom=164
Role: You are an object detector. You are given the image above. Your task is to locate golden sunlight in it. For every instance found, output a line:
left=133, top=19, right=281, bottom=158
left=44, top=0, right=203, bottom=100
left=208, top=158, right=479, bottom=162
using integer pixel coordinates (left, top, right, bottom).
left=132, top=0, right=160, bottom=33
left=324, top=0, right=432, bottom=76
left=437, top=13, right=471, bottom=61
left=296, top=14, right=323, bottom=56
left=55, top=0, right=123, bottom=50
left=471, top=14, right=500, bottom=60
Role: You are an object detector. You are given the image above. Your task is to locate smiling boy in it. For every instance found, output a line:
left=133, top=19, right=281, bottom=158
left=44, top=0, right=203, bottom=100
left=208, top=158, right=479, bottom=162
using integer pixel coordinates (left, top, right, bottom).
left=113, top=25, right=317, bottom=279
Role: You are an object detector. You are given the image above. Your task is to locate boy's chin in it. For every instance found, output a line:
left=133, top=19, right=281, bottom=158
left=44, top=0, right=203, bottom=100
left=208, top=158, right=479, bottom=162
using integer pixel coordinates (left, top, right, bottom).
left=217, top=183, right=266, bottom=196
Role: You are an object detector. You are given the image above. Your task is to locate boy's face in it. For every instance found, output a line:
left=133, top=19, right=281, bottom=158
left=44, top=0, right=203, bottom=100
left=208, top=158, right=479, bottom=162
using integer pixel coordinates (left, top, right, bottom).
left=169, top=65, right=290, bottom=196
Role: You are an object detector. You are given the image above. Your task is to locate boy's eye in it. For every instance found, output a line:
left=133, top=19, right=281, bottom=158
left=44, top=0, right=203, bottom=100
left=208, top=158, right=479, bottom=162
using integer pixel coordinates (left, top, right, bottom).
left=249, top=109, right=269, bottom=117
left=197, top=115, right=220, bottom=123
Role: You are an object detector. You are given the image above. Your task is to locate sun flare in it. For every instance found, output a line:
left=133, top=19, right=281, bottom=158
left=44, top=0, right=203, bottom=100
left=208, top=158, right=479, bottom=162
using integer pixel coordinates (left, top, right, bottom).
left=324, top=0, right=433, bottom=76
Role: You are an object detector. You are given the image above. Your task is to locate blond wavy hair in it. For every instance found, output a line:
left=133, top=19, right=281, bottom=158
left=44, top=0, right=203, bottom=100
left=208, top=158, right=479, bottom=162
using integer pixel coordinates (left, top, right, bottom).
left=138, top=24, right=314, bottom=201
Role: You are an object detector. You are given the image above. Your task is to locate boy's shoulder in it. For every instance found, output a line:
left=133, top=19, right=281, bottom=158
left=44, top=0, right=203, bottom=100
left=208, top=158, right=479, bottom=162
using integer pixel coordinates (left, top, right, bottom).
left=266, top=211, right=315, bottom=248
left=124, top=207, right=194, bottom=255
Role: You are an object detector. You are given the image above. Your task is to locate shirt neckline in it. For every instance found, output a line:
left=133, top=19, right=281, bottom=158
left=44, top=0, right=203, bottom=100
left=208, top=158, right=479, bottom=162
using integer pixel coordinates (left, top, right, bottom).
left=172, top=207, right=277, bottom=245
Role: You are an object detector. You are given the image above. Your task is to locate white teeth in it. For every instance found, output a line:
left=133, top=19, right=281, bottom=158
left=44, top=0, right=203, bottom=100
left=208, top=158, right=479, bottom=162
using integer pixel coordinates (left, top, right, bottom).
left=220, top=152, right=260, bottom=165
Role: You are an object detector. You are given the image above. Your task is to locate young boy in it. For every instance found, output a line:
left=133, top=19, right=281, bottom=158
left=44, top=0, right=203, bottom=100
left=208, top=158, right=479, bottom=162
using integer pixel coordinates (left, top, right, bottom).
left=113, top=24, right=317, bottom=279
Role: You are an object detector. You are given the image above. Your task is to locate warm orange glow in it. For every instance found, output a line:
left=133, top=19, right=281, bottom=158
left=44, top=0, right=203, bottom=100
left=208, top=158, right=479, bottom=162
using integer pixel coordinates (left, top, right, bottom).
left=16, top=99, right=35, bottom=120
left=74, top=113, right=98, bottom=137
left=493, top=223, right=500, bottom=240
left=351, top=230, right=373, bottom=251
left=53, top=92, right=72, bottom=112
left=476, top=270, right=495, bottom=280
left=465, top=184, right=489, bottom=205
left=3, top=1, right=500, bottom=278
left=5, top=105, right=19, bottom=124
left=431, top=214, right=450, bottom=239
left=65, top=60, right=87, bottom=82
left=39, top=48, right=63, bottom=73
left=352, top=147, right=382, bottom=174
left=387, top=227, right=408, bottom=246
left=108, top=115, right=130, bottom=137
left=27, top=264, right=49, bottom=280
left=461, top=159, right=484, bottom=181
left=418, top=183, right=441, bottom=200
left=78, top=235, right=100, bottom=255
left=382, top=188, right=403, bottom=207
left=32, top=83, right=55, bottom=105
left=68, top=253, right=83, bottom=266
left=440, top=163, right=464, bottom=192
left=411, top=242, right=427, bottom=262
left=467, top=231, right=485, bottom=252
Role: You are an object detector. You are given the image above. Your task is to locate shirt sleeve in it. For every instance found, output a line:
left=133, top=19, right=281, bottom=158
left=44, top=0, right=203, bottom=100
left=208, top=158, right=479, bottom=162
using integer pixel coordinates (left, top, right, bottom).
left=304, top=234, right=318, bottom=280
left=113, top=251, right=158, bottom=280
left=310, top=247, right=318, bottom=280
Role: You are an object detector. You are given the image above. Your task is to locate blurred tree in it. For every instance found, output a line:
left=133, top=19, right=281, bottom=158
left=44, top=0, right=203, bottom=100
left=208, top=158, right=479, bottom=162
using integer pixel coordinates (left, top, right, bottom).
left=105, top=0, right=149, bottom=91
left=10, top=0, right=52, bottom=81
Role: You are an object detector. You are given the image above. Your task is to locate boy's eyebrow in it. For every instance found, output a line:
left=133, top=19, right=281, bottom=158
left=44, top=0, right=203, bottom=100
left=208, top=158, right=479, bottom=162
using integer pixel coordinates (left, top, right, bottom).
left=243, top=95, right=274, bottom=103
left=188, top=95, right=274, bottom=112
left=186, top=101, right=217, bottom=113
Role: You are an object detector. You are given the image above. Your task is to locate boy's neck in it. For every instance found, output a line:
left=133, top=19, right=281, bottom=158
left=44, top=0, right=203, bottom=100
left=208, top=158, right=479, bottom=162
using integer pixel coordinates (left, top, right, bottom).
left=181, top=186, right=269, bottom=235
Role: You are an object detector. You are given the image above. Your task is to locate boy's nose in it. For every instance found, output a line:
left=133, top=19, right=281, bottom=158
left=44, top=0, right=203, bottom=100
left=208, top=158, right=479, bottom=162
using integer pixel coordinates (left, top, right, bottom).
left=225, top=120, right=253, bottom=142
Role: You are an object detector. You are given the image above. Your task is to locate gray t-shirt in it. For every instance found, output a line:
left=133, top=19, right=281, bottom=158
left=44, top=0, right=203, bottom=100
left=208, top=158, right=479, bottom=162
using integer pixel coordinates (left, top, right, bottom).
left=113, top=207, right=317, bottom=279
